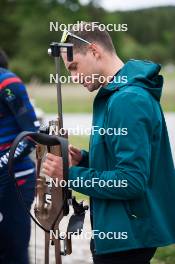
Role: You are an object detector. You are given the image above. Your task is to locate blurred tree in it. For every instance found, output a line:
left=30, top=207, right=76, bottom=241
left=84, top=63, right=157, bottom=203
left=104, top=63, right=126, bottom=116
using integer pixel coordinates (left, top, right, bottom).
left=0, top=1, right=174, bottom=81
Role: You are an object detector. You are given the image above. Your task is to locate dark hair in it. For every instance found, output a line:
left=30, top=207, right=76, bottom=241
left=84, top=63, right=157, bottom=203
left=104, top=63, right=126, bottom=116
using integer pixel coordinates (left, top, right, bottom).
left=0, top=49, right=8, bottom=69
left=66, top=22, right=116, bottom=54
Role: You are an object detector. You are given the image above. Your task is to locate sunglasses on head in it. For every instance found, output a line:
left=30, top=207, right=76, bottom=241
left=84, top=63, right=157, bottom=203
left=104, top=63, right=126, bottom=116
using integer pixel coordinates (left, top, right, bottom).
left=60, top=29, right=91, bottom=45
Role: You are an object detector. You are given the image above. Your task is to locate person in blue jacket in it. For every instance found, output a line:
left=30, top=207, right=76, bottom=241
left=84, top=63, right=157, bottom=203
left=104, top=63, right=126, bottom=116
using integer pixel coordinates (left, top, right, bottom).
left=0, top=49, right=40, bottom=263
left=43, top=22, right=175, bottom=264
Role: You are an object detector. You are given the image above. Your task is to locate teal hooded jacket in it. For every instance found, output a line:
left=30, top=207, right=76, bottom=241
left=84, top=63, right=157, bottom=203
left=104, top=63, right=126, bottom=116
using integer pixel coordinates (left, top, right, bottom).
left=69, top=59, right=175, bottom=254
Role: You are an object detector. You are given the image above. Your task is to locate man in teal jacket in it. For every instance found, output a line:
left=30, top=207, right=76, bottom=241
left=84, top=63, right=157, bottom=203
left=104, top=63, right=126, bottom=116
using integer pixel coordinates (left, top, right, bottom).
left=43, top=22, right=175, bottom=264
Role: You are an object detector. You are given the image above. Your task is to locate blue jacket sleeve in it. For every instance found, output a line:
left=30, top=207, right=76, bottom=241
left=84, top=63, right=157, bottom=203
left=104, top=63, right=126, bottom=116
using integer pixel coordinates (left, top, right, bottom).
left=1, top=79, right=40, bottom=132
left=0, top=77, right=40, bottom=171
left=68, top=92, right=153, bottom=200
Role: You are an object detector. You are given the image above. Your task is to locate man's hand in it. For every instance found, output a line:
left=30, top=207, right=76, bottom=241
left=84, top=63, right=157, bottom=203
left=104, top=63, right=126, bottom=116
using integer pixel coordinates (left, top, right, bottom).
left=69, top=144, right=82, bottom=166
left=42, top=145, right=82, bottom=179
left=43, top=153, right=63, bottom=179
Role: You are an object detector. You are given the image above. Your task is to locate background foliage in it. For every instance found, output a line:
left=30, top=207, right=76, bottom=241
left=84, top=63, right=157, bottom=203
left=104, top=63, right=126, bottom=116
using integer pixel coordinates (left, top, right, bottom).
left=0, top=0, right=175, bottom=81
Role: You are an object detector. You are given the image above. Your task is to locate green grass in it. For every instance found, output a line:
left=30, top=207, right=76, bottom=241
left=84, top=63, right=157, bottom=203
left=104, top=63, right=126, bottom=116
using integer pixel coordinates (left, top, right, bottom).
left=161, top=94, right=175, bottom=112
left=27, top=83, right=95, bottom=113
left=161, top=69, right=175, bottom=80
left=160, top=69, right=175, bottom=112
left=33, top=91, right=175, bottom=113
left=35, top=97, right=93, bottom=113
left=69, top=135, right=89, bottom=150
left=152, top=245, right=175, bottom=264
left=73, top=191, right=89, bottom=202
left=69, top=135, right=89, bottom=201
left=27, top=73, right=175, bottom=113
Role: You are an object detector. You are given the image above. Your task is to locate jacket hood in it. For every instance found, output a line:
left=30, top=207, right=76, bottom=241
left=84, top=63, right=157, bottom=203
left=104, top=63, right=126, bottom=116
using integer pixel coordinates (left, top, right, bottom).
left=103, top=59, right=163, bottom=101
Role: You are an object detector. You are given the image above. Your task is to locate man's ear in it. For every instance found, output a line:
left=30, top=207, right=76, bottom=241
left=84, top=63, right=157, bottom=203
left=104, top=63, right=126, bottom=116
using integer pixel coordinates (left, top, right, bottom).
left=88, top=43, right=101, bottom=59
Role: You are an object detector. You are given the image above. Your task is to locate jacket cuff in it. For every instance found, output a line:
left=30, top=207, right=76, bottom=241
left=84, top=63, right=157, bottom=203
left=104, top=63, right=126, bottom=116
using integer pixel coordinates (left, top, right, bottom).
left=78, top=149, right=89, bottom=167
